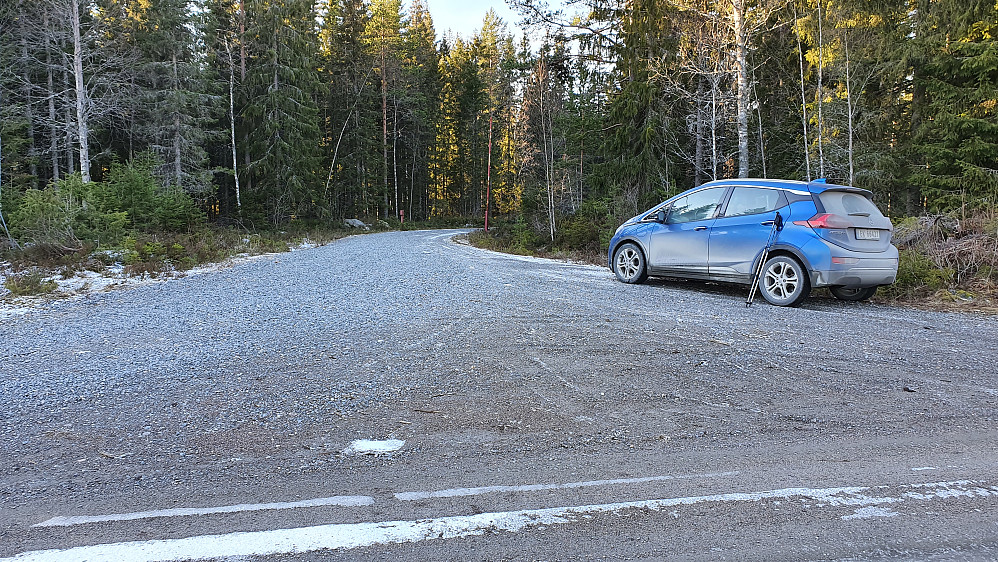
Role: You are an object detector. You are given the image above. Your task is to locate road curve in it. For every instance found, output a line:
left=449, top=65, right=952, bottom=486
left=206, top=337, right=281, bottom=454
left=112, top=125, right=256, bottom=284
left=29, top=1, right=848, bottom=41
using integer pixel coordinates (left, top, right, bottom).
left=2, top=229, right=998, bottom=561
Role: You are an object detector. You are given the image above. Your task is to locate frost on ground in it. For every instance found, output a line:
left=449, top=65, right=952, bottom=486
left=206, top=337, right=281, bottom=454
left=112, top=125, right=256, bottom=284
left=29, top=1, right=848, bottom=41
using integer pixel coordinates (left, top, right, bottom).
left=0, top=241, right=318, bottom=321
left=841, top=506, right=900, bottom=520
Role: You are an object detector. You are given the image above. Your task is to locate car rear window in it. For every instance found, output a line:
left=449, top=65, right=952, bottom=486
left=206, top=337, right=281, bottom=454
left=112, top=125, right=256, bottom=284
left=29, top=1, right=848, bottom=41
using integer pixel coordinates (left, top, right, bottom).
left=817, top=190, right=885, bottom=220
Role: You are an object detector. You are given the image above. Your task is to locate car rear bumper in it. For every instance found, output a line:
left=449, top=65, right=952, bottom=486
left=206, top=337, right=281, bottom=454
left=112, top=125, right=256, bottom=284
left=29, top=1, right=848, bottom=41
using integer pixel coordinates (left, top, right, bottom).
left=803, top=240, right=899, bottom=287
left=813, top=263, right=898, bottom=287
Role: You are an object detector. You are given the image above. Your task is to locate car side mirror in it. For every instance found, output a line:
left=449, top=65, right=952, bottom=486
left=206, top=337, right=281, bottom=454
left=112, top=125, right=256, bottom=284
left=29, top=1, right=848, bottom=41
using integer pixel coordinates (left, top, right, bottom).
left=656, top=209, right=667, bottom=223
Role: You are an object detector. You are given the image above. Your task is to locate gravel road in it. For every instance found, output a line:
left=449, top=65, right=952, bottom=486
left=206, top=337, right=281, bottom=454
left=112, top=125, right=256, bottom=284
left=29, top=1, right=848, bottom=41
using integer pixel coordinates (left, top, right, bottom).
left=2, top=229, right=998, bottom=561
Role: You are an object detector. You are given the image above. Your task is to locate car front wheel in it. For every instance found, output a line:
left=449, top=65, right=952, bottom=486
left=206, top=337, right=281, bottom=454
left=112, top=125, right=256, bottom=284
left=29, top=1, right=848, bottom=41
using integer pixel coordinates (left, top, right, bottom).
left=759, top=255, right=811, bottom=307
left=830, top=286, right=877, bottom=301
left=613, top=242, right=648, bottom=284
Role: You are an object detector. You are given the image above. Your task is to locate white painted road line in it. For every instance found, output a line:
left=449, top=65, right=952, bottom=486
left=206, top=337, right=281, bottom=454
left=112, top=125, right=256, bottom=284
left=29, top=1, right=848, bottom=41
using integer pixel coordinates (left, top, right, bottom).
left=9, top=481, right=998, bottom=562
left=32, top=471, right=731, bottom=528
left=33, top=496, right=375, bottom=528
left=394, top=471, right=740, bottom=501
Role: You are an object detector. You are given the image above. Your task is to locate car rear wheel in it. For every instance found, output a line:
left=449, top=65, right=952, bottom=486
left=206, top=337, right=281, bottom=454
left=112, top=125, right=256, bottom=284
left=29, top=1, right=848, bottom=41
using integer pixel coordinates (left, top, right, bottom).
left=613, top=242, right=648, bottom=284
left=759, top=255, right=810, bottom=307
left=830, top=286, right=877, bottom=301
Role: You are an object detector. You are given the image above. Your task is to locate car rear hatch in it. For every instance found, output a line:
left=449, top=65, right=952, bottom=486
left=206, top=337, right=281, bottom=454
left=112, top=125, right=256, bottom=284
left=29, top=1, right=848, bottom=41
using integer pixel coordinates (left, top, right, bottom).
left=795, top=187, right=893, bottom=252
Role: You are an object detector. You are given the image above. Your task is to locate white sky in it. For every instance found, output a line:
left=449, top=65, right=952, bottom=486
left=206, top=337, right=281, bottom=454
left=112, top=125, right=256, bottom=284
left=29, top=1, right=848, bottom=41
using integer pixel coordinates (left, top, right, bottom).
left=423, top=0, right=523, bottom=40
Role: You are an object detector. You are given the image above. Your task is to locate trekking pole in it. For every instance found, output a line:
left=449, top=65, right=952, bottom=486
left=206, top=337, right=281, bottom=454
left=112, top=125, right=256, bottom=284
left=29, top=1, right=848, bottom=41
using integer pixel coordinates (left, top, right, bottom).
left=746, top=212, right=783, bottom=307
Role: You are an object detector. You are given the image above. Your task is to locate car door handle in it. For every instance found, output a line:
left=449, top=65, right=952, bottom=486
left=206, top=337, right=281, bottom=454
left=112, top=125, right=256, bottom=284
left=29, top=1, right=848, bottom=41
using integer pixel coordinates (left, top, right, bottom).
left=761, top=220, right=775, bottom=226
left=694, top=226, right=708, bottom=231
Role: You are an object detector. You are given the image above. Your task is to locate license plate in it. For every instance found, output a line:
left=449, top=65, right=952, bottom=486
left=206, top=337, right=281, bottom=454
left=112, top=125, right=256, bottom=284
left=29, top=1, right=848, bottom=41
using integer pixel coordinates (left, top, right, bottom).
left=856, top=228, right=880, bottom=240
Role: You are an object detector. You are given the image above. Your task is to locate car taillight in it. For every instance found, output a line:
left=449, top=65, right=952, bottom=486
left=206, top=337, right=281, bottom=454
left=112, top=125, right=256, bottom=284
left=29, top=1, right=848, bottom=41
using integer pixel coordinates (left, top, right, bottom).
left=792, top=213, right=852, bottom=229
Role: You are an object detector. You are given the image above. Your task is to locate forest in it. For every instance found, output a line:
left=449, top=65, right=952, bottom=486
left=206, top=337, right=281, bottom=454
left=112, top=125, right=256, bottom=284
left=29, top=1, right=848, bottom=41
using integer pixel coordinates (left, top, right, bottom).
left=0, top=0, right=996, bottom=298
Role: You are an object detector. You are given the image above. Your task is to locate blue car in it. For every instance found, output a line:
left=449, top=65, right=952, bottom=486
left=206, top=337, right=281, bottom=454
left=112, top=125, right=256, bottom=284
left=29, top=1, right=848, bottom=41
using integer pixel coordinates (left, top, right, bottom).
left=607, top=179, right=899, bottom=306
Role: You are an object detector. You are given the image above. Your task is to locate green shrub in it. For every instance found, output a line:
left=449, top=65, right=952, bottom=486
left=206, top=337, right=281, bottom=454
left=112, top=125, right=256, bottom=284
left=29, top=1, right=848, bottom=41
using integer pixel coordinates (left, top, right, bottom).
left=94, top=154, right=205, bottom=233
left=3, top=270, right=58, bottom=296
left=9, top=188, right=81, bottom=251
left=510, top=222, right=541, bottom=253
left=56, top=174, right=129, bottom=245
left=102, top=155, right=159, bottom=228
left=881, top=249, right=956, bottom=299
left=155, top=188, right=203, bottom=232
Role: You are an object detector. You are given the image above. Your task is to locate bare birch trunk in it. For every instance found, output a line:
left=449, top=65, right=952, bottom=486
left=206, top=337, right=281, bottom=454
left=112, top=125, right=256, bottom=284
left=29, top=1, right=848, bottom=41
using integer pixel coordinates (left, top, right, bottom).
left=732, top=0, right=750, bottom=178
left=695, top=79, right=705, bottom=185
left=172, top=54, right=183, bottom=188
left=392, top=98, right=399, bottom=219
left=70, top=0, right=91, bottom=183
left=816, top=0, right=825, bottom=178
left=410, top=139, right=416, bottom=220
left=485, top=111, right=493, bottom=230
left=381, top=50, right=389, bottom=217
left=537, top=61, right=555, bottom=242
left=70, top=0, right=90, bottom=182
left=18, top=5, right=38, bottom=183
left=844, top=33, right=854, bottom=186
left=754, top=80, right=767, bottom=178
left=47, top=63, right=59, bottom=181
left=44, top=7, right=59, bottom=181
left=63, top=65, right=74, bottom=176
left=710, top=76, right=719, bottom=180
left=238, top=0, right=251, bottom=196
left=795, top=9, right=811, bottom=180
left=224, top=38, right=241, bottom=211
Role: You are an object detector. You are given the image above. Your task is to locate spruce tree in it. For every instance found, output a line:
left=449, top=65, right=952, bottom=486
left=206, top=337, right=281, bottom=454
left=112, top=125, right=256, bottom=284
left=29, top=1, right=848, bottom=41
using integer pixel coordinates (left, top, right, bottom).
left=910, top=0, right=998, bottom=212
left=242, top=0, right=325, bottom=224
left=129, top=0, right=216, bottom=196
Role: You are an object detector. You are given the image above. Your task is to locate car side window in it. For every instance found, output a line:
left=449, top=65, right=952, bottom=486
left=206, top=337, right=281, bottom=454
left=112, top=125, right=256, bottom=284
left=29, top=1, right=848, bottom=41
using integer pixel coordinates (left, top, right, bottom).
left=666, top=187, right=727, bottom=224
left=723, top=187, right=785, bottom=217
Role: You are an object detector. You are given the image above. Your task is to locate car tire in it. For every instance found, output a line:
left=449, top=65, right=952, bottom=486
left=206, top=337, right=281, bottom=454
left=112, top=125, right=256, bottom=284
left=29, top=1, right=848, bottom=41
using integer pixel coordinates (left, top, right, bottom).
left=759, top=255, right=811, bottom=307
left=613, top=242, right=648, bottom=284
left=830, top=286, right=877, bottom=301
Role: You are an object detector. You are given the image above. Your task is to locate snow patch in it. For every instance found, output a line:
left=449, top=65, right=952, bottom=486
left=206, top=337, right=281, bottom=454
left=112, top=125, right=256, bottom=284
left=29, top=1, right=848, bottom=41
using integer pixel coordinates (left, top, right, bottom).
left=342, top=439, right=405, bottom=456
left=842, top=506, right=899, bottom=520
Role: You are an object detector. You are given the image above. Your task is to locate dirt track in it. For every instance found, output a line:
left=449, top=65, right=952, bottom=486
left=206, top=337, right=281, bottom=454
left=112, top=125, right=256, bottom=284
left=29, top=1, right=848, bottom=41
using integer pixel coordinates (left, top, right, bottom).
left=2, top=230, right=998, bottom=561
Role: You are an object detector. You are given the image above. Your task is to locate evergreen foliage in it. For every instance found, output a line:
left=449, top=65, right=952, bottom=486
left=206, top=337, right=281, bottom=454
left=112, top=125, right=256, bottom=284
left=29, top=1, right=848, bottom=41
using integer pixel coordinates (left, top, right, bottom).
left=0, top=0, right=996, bottom=249
left=910, top=0, right=998, bottom=212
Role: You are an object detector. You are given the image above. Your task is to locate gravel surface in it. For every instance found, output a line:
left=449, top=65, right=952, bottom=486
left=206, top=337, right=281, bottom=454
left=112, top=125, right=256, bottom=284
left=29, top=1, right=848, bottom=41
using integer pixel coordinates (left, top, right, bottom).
left=2, top=229, right=998, bottom=560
